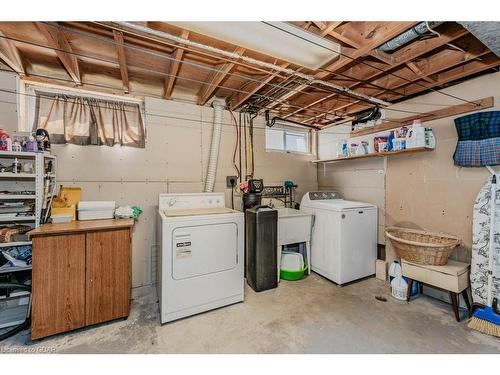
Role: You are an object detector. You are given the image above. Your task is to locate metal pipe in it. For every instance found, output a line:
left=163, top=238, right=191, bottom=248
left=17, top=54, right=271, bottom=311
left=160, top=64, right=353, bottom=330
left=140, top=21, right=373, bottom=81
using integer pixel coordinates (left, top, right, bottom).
left=114, top=22, right=391, bottom=107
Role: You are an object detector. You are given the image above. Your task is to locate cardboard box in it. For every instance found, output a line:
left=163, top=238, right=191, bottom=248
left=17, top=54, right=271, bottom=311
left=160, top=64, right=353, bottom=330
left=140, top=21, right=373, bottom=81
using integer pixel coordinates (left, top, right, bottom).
left=376, top=259, right=388, bottom=281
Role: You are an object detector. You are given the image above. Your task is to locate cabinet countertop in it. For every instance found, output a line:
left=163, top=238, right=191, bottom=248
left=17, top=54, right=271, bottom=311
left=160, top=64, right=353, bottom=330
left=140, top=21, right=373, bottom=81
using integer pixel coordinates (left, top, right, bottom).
left=28, top=218, right=134, bottom=237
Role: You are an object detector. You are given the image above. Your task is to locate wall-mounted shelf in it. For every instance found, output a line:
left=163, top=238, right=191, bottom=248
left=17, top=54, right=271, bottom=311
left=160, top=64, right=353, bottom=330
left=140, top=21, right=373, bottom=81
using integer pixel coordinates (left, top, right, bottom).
left=0, top=172, right=36, bottom=179
left=0, top=265, right=32, bottom=275
left=0, top=151, right=53, bottom=159
left=0, top=216, right=36, bottom=223
left=312, top=147, right=434, bottom=164
left=0, top=241, right=32, bottom=248
left=0, top=194, right=36, bottom=200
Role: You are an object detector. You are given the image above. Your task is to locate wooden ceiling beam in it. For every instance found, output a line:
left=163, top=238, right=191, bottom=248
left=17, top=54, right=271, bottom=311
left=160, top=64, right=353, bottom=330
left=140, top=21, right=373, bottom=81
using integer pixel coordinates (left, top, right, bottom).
left=320, top=22, right=343, bottom=37
left=387, top=54, right=500, bottom=100
left=318, top=54, right=500, bottom=123
left=294, top=26, right=471, bottom=122
left=37, top=23, right=81, bottom=85
left=112, top=30, right=130, bottom=93
left=318, top=22, right=418, bottom=78
left=405, top=62, right=436, bottom=83
left=164, top=30, right=189, bottom=99
left=338, top=47, right=491, bottom=110
left=264, top=22, right=417, bottom=110
left=0, top=31, right=25, bottom=75
left=197, top=46, right=245, bottom=106
left=229, top=62, right=290, bottom=110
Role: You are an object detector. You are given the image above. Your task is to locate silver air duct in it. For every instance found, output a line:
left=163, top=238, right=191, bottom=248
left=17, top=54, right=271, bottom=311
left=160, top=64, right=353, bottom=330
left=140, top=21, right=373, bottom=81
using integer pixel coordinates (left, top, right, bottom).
left=379, top=22, right=443, bottom=52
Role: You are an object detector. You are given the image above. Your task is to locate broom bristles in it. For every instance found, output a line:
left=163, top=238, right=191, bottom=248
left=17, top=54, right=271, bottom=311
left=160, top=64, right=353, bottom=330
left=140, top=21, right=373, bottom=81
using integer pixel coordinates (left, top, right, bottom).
left=468, top=316, right=500, bottom=338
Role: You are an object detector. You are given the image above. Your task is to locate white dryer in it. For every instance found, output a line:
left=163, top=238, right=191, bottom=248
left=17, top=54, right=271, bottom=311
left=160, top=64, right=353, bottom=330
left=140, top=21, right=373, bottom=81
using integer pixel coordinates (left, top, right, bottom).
left=300, top=191, right=377, bottom=285
left=157, top=193, right=244, bottom=323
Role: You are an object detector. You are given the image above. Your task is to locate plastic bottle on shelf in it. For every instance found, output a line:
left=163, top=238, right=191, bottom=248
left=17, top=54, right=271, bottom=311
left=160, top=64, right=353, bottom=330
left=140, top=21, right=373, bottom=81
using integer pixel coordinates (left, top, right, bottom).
left=387, top=131, right=395, bottom=151
left=425, top=128, right=436, bottom=149
left=6, top=137, right=12, bottom=151
left=13, top=158, right=20, bottom=174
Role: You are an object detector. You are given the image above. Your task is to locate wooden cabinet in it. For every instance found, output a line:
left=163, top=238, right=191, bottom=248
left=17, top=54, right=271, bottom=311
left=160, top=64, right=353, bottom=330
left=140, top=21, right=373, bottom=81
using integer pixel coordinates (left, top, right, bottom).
left=85, top=229, right=131, bottom=326
left=30, top=219, right=134, bottom=340
left=31, top=234, right=86, bottom=339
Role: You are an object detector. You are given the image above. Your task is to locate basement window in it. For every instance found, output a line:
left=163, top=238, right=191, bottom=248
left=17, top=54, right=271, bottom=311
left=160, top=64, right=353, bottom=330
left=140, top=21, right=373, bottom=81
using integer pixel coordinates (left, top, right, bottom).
left=265, top=126, right=311, bottom=154
left=19, top=82, right=146, bottom=148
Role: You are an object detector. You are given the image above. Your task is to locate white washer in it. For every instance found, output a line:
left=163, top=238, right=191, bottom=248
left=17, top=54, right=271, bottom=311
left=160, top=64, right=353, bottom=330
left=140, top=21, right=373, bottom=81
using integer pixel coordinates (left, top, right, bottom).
left=157, top=193, right=244, bottom=323
left=300, top=191, right=377, bottom=285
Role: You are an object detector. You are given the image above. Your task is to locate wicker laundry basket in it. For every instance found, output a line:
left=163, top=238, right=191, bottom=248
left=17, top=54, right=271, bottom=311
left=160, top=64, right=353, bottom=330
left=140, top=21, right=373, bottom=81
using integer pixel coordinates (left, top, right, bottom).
left=385, top=227, right=460, bottom=266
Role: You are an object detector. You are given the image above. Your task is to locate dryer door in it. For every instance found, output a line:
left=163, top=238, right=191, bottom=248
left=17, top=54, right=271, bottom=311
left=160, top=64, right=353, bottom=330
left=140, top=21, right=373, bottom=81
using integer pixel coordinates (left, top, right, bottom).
left=172, top=222, right=238, bottom=280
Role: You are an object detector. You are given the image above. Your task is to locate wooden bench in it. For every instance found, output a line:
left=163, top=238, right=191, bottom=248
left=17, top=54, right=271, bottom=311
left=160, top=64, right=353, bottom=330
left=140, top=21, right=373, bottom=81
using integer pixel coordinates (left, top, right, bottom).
left=401, top=259, right=471, bottom=322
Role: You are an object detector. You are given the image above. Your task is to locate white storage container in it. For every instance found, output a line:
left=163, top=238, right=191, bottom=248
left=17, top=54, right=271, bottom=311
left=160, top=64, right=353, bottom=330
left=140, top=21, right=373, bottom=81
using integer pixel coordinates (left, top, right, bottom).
left=51, top=214, right=73, bottom=224
left=280, top=252, right=304, bottom=272
left=77, top=201, right=115, bottom=221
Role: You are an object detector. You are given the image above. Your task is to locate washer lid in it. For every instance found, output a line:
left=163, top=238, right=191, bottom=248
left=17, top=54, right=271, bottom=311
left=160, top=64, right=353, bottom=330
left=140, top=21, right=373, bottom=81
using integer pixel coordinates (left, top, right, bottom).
left=305, top=199, right=375, bottom=211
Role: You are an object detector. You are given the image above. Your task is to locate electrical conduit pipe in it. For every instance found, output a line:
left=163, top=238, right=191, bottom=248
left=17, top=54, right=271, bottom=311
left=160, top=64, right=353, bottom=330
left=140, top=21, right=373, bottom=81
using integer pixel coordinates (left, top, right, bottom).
left=204, top=98, right=226, bottom=192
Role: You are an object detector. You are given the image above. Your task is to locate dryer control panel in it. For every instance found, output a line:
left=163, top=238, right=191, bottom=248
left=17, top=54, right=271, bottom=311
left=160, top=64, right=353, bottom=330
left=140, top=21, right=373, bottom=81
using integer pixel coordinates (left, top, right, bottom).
left=159, top=193, right=225, bottom=211
left=308, top=191, right=342, bottom=200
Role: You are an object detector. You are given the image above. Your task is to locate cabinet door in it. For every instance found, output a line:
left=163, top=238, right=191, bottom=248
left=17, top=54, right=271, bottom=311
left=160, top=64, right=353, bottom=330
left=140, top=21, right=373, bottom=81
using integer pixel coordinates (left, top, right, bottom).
left=32, top=234, right=86, bottom=340
left=85, top=229, right=131, bottom=326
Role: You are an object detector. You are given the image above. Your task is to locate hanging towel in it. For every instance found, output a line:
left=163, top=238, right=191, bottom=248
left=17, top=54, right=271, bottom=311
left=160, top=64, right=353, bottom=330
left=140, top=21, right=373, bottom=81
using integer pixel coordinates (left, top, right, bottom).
left=453, top=111, right=500, bottom=167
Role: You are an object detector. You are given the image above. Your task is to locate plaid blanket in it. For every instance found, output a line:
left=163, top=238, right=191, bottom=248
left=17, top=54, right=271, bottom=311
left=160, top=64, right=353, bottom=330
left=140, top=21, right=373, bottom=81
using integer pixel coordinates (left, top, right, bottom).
left=454, top=111, right=500, bottom=167
left=454, top=137, right=500, bottom=167
left=455, top=111, right=500, bottom=141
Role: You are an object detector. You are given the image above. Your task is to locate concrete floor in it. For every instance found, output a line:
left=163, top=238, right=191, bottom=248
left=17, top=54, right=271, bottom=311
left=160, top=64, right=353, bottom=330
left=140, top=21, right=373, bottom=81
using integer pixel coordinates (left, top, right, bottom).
left=2, top=274, right=499, bottom=353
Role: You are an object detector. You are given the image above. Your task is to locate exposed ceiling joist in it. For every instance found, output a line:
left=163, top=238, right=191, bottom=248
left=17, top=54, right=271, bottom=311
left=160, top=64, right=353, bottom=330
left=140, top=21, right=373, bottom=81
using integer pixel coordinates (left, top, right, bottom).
left=112, top=30, right=130, bottom=93
left=326, top=48, right=493, bottom=118
left=319, top=22, right=418, bottom=76
left=319, top=54, right=500, bottom=123
left=265, top=22, right=417, bottom=110
left=0, top=30, right=25, bottom=75
left=297, top=26, right=470, bottom=122
left=197, top=46, right=245, bottom=106
left=230, top=62, right=290, bottom=110
left=390, top=54, right=500, bottom=99
left=164, top=29, right=189, bottom=99
left=37, top=23, right=81, bottom=85
left=320, top=22, right=343, bottom=37
left=405, top=62, right=436, bottom=83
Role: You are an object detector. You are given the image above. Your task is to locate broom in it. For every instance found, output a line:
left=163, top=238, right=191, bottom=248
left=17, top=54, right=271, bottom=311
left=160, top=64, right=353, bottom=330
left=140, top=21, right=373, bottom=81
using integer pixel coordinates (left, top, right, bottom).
left=468, top=299, right=500, bottom=337
left=468, top=173, right=500, bottom=337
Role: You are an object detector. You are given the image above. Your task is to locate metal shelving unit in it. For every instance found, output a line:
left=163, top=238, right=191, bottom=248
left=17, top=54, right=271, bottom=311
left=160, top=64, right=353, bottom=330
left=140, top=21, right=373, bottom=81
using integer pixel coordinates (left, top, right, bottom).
left=0, top=150, right=56, bottom=275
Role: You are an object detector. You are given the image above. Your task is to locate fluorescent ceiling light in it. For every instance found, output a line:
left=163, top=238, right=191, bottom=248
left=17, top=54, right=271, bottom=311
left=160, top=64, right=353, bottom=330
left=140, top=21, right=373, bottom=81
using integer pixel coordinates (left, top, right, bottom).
left=168, top=22, right=341, bottom=70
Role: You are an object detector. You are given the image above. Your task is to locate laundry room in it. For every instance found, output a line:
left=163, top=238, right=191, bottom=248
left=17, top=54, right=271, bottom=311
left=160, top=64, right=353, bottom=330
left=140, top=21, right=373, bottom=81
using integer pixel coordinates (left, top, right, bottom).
left=1, top=2, right=500, bottom=372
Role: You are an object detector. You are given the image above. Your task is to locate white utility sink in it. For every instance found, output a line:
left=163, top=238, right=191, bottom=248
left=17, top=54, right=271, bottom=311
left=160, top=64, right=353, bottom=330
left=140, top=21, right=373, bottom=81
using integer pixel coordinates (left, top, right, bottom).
left=276, top=207, right=314, bottom=279
left=276, top=208, right=313, bottom=245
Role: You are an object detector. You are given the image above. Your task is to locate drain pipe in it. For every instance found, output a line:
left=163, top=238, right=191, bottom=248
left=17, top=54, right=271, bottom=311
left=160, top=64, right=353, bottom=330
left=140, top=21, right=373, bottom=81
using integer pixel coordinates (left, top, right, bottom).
left=204, top=98, right=225, bottom=192
left=112, top=21, right=391, bottom=107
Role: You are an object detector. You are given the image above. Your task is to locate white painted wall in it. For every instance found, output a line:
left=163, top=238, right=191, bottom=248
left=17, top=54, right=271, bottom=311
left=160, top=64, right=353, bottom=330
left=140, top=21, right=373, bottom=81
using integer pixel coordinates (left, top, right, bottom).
left=0, top=74, right=318, bottom=288
left=0, top=71, right=18, bottom=131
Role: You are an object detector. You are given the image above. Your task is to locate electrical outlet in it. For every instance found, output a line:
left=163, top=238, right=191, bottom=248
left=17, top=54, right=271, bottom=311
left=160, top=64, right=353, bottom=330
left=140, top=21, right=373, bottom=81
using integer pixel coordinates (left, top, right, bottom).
left=226, top=176, right=237, bottom=188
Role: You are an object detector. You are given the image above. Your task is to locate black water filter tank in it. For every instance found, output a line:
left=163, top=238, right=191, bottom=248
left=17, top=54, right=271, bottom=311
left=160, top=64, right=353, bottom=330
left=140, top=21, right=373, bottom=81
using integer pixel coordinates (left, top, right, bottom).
left=245, top=206, right=278, bottom=292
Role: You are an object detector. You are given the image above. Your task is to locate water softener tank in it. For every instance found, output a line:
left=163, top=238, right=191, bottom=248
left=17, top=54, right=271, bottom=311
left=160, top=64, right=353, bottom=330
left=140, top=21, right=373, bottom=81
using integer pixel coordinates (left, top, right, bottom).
left=245, top=206, right=278, bottom=292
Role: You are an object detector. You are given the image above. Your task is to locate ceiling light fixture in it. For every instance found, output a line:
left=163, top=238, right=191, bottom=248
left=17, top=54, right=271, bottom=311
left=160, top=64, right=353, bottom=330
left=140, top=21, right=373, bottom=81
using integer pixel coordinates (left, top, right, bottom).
left=167, top=21, right=341, bottom=70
